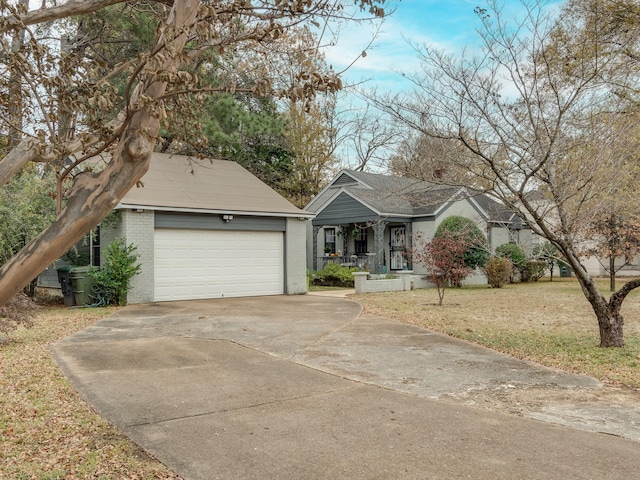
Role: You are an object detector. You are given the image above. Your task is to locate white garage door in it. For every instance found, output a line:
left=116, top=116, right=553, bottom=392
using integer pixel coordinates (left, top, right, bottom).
left=154, top=228, right=284, bottom=301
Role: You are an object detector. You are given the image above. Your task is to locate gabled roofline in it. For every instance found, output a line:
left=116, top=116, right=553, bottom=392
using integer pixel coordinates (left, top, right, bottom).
left=115, top=203, right=316, bottom=219
left=312, top=187, right=416, bottom=220
left=312, top=187, right=382, bottom=218
left=430, top=187, right=487, bottom=218
left=304, top=169, right=371, bottom=211
left=339, top=170, right=375, bottom=190
left=431, top=187, right=507, bottom=223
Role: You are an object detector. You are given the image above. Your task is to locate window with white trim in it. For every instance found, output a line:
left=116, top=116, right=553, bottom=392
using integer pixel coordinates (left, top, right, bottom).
left=324, top=228, right=336, bottom=254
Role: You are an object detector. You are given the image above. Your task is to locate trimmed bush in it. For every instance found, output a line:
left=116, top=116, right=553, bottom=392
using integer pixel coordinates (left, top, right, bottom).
left=521, top=260, right=546, bottom=282
left=311, top=263, right=358, bottom=287
left=89, top=239, right=141, bottom=306
left=495, top=243, right=526, bottom=268
left=435, top=216, right=490, bottom=269
left=495, top=242, right=526, bottom=282
left=484, top=256, right=512, bottom=288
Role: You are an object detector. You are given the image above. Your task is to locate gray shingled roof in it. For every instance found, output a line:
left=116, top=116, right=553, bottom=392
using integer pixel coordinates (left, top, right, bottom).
left=335, top=169, right=512, bottom=221
left=472, top=194, right=517, bottom=223
left=118, top=153, right=311, bottom=217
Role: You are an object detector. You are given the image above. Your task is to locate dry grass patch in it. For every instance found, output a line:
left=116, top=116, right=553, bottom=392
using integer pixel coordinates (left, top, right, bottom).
left=354, top=278, right=640, bottom=389
left=1, top=305, right=182, bottom=480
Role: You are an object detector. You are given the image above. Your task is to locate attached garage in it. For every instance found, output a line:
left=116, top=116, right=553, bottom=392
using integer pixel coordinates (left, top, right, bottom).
left=154, top=229, right=284, bottom=301
left=99, top=153, right=312, bottom=304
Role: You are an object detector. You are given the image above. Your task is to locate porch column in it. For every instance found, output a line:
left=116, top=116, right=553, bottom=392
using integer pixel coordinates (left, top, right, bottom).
left=312, top=225, right=320, bottom=270
left=340, top=226, right=349, bottom=255
left=404, top=221, right=412, bottom=269
left=372, top=221, right=387, bottom=274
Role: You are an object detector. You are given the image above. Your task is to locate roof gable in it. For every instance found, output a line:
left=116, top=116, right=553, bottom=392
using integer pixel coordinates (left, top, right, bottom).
left=118, top=153, right=311, bottom=217
left=331, top=172, right=362, bottom=187
left=312, top=191, right=378, bottom=225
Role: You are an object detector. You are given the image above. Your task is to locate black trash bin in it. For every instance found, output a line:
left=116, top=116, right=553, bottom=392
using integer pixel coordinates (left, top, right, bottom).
left=56, top=265, right=77, bottom=306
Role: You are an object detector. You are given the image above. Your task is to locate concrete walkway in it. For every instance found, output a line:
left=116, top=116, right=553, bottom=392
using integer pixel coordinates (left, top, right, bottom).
left=51, top=295, right=640, bottom=479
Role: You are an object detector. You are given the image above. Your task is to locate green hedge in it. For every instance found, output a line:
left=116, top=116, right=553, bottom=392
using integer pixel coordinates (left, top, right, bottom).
left=521, top=260, right=546, bottom=282
left=310, top=263, right=359, bottom=287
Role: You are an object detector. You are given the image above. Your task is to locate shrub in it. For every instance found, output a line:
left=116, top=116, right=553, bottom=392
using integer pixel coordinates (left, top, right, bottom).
left=484, top=256, right=512, bottom=288
left=311, top=263, right=358, bottom=287
left=412, top=232, right=473, bottom=304
left=495, top=243, right=526, bottom=268
left=521, top=260, right=546, bottom=282
left=495, top=243, right=526, bottom=282
left=435, top=216, right=490, bottom=269
left=89, top=239, right=142, bottom=306
left=532, top=241, right=561, bottom=281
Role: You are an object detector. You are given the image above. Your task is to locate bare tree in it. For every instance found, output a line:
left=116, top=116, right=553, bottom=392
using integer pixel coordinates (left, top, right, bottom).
left=389, top=132, right=474, bottom=184
left=0, top=0, right=388, bottom=307
left=376, top=0, right=640, bottom=347
left=343, top=102, right=399, bottom=171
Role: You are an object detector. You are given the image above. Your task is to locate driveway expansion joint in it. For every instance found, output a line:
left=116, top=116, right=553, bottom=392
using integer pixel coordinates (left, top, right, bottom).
left=123, top=386, right=363, bottom=429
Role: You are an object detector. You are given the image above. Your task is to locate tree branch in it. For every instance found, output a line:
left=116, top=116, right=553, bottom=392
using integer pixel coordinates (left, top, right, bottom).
left=0, top=0, right=129, bottom=34
left=0, top=0, right=199, bottom=307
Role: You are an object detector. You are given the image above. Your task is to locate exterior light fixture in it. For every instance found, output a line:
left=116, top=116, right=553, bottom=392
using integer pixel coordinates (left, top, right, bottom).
left=222, top=214, right=234, bottom=222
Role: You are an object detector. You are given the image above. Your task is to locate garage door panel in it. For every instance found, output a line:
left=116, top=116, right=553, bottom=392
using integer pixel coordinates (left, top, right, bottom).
left=154, top=229, right=283, bottom=301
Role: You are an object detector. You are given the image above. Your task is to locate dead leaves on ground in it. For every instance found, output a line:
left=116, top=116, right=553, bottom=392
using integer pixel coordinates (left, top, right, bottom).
left=1, top=306, right=182, bottom=479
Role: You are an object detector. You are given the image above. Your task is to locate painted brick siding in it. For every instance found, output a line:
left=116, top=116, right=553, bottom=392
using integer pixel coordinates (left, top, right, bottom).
left=285, top=218, right=308, bottom=294
left=122, top=210, right=154, bottom=304
left=101, top=210, right=154, bottom=304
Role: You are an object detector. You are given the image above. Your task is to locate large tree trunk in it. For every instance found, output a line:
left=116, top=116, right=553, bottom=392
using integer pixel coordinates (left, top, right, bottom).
left=592, top=296, right=625, bottom=348
left=570, top=255, right=640, bottom=347
left=0, top=0, right=200, bottom=308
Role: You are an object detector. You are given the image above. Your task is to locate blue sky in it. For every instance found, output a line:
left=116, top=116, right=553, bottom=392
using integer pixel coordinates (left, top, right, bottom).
left=322, top=0, right=535, bottom=94
left=319, top=0, right=560, bottom=167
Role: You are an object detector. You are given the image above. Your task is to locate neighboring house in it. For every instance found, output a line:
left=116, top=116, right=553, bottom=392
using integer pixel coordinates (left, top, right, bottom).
left=305, top=169, right=533, bottom=285
left=41, top=153, right=313, bottom=303
left=525, top=190, right=640, bottom=278
left=580, top=255, right=640, bottom=278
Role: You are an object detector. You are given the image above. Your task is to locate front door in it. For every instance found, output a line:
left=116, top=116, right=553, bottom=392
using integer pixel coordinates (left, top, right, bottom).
left=390, top=226, right=406, bottom=270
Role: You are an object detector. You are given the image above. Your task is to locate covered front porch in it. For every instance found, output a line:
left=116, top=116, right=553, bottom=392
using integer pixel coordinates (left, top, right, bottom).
left=311, top=220, right=412, bottom=274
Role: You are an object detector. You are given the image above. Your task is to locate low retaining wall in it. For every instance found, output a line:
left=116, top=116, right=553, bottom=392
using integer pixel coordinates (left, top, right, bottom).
left=352, top=271, right=486, bottom=293
left=352, top=271, right=415, bottom=294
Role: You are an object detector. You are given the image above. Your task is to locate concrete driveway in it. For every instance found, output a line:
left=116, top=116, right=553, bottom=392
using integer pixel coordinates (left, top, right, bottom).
left=51, top=295, right=640, bottom=479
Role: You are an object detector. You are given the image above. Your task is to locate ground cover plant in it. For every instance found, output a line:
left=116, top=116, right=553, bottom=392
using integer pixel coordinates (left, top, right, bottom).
left=310, top=263, right=358, bottom=288
left=0, top=304, right=181, bottom=479
left=354, top=278, right=640, bottom=388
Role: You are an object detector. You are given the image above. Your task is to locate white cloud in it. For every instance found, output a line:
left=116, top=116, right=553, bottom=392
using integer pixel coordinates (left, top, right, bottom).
left=321, top=0, right=488, bottom=95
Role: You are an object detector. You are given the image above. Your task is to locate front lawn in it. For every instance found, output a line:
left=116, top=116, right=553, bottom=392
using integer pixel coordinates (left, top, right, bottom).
left=0, top=305, right=182, bottom=479
left=354, top=277, right=640, bottom=388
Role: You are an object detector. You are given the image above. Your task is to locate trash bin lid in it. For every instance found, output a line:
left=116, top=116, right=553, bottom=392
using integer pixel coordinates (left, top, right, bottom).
left=56, top=265, right=75, bottom=272
left=69, top=266, right=94, bottom=273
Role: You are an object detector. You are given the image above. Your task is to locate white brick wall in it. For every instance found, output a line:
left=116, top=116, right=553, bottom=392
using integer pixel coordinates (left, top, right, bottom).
left=121, top=210, right=154, bottom=304
left=353, top=271, right=414, bottom=294
left=285, top=218, right=308, bottom=294
left=101, top=209, right=155, bottom=304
